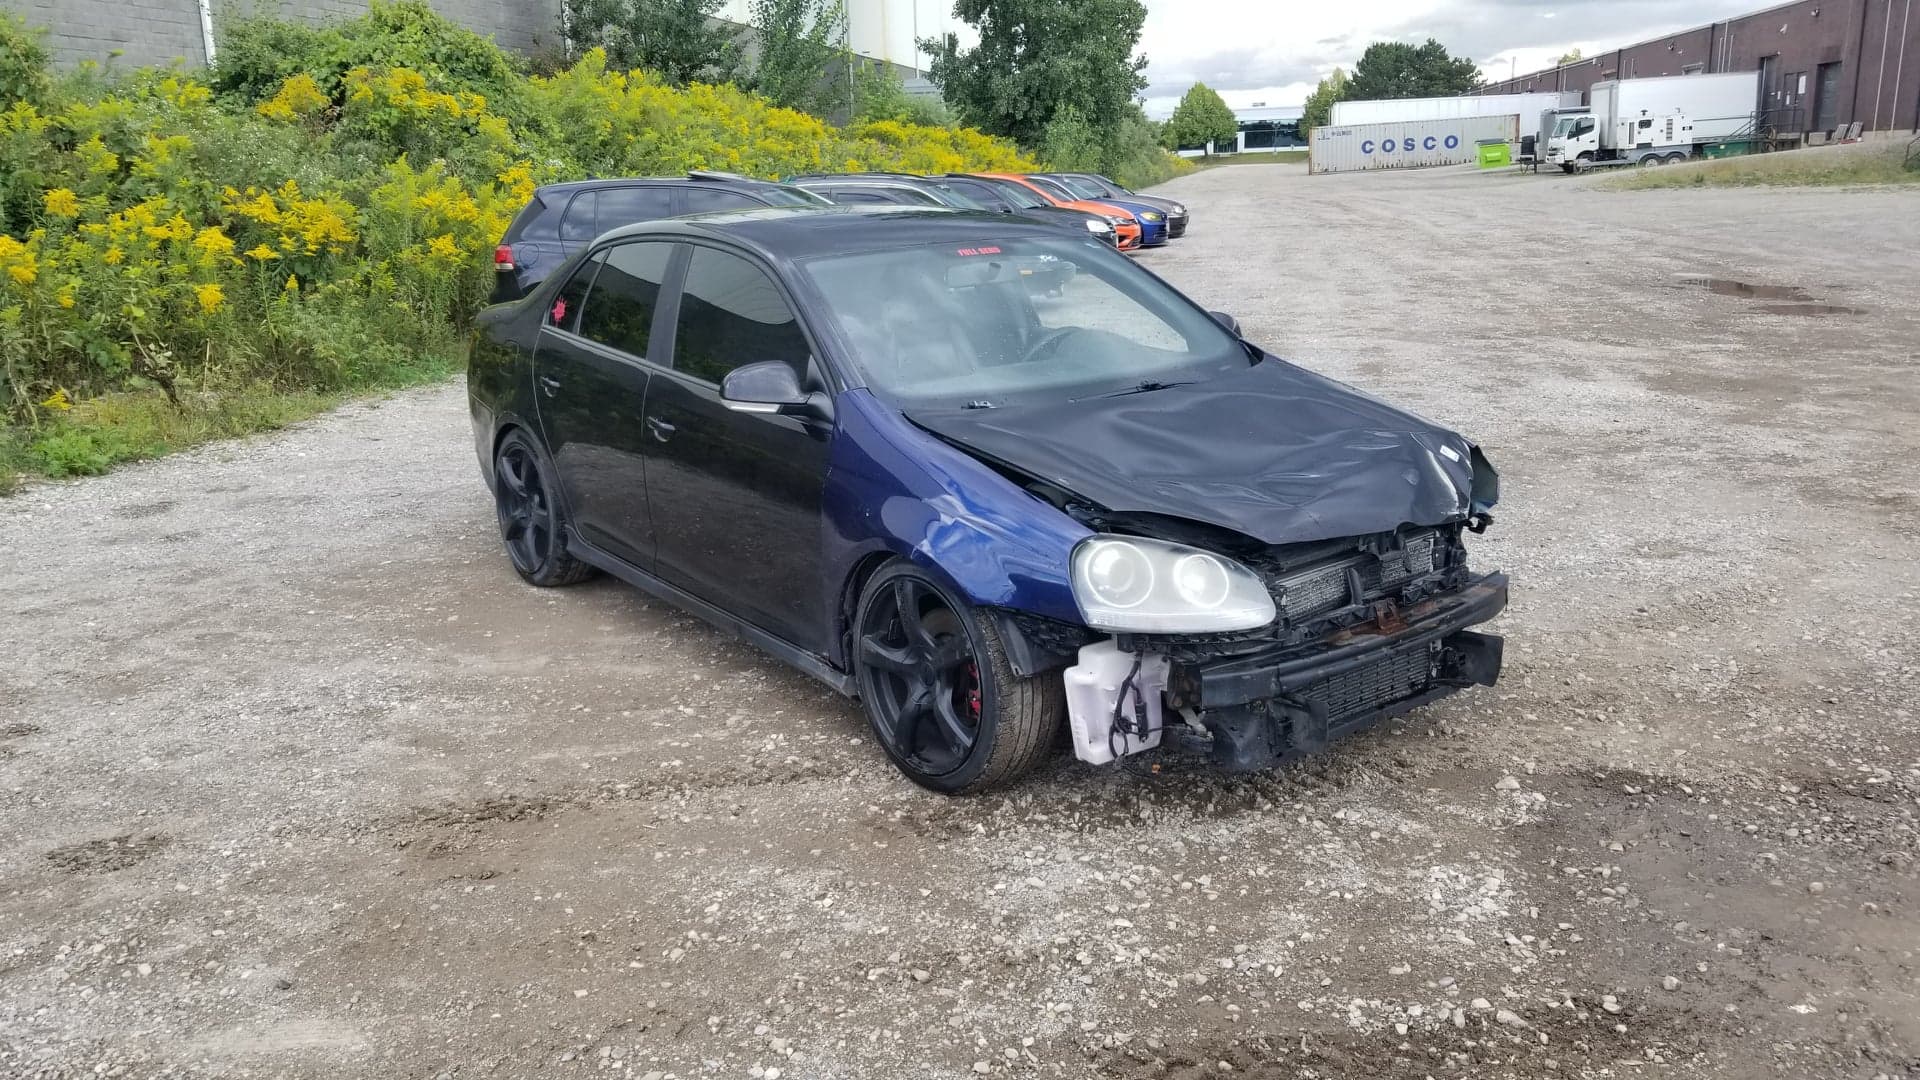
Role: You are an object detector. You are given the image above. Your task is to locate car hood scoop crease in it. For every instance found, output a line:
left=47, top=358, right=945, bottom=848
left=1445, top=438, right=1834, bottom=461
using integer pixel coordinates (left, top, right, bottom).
left=908, top=359, right=1481, bottom=547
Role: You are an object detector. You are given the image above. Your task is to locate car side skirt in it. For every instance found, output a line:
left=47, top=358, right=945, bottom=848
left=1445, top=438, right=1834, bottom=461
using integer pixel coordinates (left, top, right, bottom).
left=563, top=527, right=856, bottom=697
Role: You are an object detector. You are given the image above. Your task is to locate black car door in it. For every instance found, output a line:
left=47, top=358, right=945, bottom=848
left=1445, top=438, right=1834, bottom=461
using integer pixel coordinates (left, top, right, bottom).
left=643, top=244, right=834, bottom=653
left=532, top=241, right=677, bottom=569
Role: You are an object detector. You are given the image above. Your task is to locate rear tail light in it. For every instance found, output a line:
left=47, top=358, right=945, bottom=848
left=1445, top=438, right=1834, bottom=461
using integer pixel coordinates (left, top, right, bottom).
left=493, top=244, right=515, bottom=271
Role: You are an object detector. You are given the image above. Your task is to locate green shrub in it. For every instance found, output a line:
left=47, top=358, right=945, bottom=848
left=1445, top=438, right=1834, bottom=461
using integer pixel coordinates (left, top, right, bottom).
left=0, top=7, right=1038, bottom=482
left=0, top=11, right=51, bottom=109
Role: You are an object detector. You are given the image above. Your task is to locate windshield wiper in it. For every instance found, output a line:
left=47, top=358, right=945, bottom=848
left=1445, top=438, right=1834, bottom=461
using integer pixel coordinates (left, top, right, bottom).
left=1079, top=380, right=1194, bottom=401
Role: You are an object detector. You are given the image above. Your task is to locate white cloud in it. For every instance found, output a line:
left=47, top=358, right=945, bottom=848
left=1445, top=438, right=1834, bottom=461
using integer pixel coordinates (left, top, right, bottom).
left=1137, top=0, right=1759, bottom=114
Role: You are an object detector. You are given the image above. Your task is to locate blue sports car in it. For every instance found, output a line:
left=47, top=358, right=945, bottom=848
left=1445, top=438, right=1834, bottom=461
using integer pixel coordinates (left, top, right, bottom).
left=468, top=205, right=1507, bottom=793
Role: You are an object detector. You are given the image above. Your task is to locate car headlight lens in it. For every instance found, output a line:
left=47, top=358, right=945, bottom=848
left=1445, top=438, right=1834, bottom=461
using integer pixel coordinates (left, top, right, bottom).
left=1104, top=214, right=1131, bottom=225
left=1171, top=204, right=1186, bottom=215
left=1083, top=219, right=1111, bottom=233
left=1071, top=536, right=1276, bottom=633
left=1141, top=211, right=1163, bottom=222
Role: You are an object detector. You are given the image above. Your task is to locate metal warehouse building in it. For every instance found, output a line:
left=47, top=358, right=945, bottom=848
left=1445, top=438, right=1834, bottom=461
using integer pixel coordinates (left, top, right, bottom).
left=1475, top=0, right=1920, bottom=139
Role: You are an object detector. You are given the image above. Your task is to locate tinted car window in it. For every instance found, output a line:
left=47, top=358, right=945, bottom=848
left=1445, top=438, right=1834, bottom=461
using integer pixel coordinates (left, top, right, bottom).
left=547, top=250, right=604, bottom=332
left=559, top=191, right=599, bottom=242
left=578, top=242, right=676, bottom=358
left=829, top=189, right=900, bottom=204
left=681, top=187, right=763, bottom=214
left=944, top=178, right=1013, bottom=211
left=596, top=186, right=677, bottom=229
left=672, top=248, right=809, bottom=385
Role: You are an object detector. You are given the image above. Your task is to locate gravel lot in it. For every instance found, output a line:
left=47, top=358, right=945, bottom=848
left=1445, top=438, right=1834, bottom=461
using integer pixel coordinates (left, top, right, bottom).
left=3, top=161, right=1918, bottom=1080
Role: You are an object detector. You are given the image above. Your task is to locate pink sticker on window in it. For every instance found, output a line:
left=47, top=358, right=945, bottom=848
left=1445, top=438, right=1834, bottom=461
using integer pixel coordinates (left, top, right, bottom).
left=551, top=298, right=568, bottom=323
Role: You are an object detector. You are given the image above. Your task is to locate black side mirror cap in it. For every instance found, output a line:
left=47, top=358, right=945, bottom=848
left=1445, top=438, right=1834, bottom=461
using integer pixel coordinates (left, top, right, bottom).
left=1208, top=310, right=1241, bottom=336
left=721, top=360, right=825, bottom=418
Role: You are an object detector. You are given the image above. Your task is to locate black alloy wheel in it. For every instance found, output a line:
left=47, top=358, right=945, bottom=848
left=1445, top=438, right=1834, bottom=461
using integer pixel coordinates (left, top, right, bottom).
left=853, top=562, right=1062, bottom=794
left=493, top=429, right=594, bottom=587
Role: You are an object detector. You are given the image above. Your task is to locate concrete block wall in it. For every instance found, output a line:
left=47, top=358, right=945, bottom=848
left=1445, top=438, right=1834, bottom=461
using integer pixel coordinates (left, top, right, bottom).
left=3, top=0, right=565, bottom=71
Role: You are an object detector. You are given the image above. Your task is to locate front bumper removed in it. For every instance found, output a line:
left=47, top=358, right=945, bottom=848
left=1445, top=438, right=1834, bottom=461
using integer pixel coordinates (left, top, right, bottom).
left=1167, top=572, right=1509, bottom=771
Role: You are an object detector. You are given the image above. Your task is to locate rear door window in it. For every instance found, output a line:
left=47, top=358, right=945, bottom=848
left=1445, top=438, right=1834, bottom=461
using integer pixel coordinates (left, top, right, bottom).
left=670, top=248, right=809, bottom=384
left=559, top=191, right=599, bottom=242
left=944, top=178, right=1012, bottom=211
left=547, top=250, right=604, bottom=333
left=596, top=186, right=677, bottom=229
left=577, top=242, right=677, bottom=359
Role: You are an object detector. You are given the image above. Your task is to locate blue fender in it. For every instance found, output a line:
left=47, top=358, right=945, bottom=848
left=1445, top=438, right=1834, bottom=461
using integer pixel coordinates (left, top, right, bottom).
left=819, top=390, right=1090, bottom=669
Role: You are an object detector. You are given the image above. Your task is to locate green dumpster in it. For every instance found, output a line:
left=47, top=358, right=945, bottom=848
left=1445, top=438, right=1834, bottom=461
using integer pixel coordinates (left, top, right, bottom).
left=1476, top=140, right=1513, bottom=169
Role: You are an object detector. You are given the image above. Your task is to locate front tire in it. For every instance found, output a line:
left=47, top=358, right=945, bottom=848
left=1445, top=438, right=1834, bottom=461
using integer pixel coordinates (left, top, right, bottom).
left=493, top=428, right=595, bottom=587
left=852, top=562, right=1063, bottom=794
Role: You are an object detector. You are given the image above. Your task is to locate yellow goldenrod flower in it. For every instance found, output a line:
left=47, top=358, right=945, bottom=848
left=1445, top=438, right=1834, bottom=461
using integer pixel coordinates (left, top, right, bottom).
left=103, top=246, right=124, bottom=265
left=40, top=388, right=72, bottom=411
left=194, top=282, right=224, bottom=313
left=244, top=244, right=280, bottom=261
left=43, top=188, right=82, bottom=218
left=193, top=226, right=235, bottom=258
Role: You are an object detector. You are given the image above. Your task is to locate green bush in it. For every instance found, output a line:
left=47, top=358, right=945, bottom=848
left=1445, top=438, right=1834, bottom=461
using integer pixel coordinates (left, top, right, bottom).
left=0, top=8, right=1039, bottom=487
left=0, top=11, right=51, bottom=109
left=1038, top=105, right=1189, bottom=190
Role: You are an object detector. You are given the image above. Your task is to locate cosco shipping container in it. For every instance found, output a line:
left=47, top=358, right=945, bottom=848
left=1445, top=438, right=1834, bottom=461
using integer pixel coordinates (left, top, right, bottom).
left=1309, top=115, right=1522, bottom=175
left=1330, top=92, right=1581, bottom=127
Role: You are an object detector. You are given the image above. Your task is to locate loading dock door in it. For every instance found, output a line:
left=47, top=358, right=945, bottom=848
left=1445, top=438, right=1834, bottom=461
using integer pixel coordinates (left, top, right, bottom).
left=1814, top=62, right=1842, bottom=133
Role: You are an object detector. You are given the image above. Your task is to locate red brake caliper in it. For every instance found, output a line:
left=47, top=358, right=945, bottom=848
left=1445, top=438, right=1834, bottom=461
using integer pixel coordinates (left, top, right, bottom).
left=966, top=662, right=981, bottom=720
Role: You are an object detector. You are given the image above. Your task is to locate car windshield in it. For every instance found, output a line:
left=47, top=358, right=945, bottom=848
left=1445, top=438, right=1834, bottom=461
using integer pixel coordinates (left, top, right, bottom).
left=1054, top=175, right=1108, bottom=199
left=923, top=183, right=988, bottom=210
left=760, top=185, right=833, bottom=207
left=801, top=237, right=1250, bottom=409
left=977, top=179, right=1048, bottom=210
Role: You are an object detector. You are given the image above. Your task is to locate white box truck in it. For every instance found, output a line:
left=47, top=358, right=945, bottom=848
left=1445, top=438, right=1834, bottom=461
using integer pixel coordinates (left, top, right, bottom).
left=1544, top=72, right=1760, bottom=171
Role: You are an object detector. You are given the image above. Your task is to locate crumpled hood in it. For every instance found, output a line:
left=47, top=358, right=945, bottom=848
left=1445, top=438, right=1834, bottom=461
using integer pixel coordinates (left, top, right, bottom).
left=908, top=358, right=1493, bottom=547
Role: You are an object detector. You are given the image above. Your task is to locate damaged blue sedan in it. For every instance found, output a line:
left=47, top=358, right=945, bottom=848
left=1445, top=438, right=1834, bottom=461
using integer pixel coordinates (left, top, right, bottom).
left=468, top=205, right=1507, bottom=794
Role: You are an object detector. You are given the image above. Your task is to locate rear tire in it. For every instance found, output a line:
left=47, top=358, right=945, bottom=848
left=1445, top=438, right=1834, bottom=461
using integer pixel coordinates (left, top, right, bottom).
left=1665, top=152, right=1688, bottom=165
left=852, top=561, right=1062, bottom=794
left=493, top=428, right=595, bottom=588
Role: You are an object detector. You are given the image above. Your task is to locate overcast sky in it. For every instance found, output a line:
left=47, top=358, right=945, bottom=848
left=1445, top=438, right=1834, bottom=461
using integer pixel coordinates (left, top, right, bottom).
left=1138, top=0, right=1762, bottom=115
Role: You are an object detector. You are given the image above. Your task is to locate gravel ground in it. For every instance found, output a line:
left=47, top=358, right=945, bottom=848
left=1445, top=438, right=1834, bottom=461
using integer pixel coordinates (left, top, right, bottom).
left=3, top=162, right=1918, bottom=1080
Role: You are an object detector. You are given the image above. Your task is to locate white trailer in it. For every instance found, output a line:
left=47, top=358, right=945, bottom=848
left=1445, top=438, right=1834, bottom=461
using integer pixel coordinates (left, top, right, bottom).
left=1309, top=115, right=1522, bottom=174
left=1332, top=92, right=1580, bottom=127
left=1544, top=73, right=1760, bottom=171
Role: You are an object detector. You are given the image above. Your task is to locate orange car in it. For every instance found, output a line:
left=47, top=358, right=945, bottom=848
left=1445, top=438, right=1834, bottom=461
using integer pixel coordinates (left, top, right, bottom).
left=955, top=173, right=1143, bottom=251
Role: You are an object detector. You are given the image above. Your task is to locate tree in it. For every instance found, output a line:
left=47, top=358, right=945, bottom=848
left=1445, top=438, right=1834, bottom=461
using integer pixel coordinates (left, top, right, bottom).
left=1165, top=82, right=1237, bottom=153
left=1555, top=48, right=1583, bottom=66
left=1297, top=66, right=1348, bottom=138
left=1346, top=38, right=1481, bottom=100
left=921, top=0, right=1148, bottom=148
left=563, top=0, right=743, bottom=86
left=746, top=0, right=847, bottom=115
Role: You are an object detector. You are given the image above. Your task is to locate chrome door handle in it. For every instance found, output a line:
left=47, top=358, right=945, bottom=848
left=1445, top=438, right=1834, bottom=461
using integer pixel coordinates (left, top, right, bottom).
left=538, top=375, right=562, bottom=396
left=646, top=416, right=675, bottom=442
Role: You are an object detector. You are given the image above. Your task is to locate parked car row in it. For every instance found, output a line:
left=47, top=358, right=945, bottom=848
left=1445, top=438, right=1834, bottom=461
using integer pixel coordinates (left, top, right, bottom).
left=491, top=170, right=1190, bottom=303
left=470, top=190, right=1508, bottom=794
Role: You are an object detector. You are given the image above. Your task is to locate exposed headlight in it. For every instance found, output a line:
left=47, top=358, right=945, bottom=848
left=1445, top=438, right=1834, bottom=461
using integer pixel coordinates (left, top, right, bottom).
left=1171, top=204, right=1186, bottom=215
left=1083, top=219, right=1112, bottom=233
left=1104, top=214, right=1131, bottom=225
left=1071, top=536, right=1276, bottom=633
left=1141, top=211, right=1163, bottom=222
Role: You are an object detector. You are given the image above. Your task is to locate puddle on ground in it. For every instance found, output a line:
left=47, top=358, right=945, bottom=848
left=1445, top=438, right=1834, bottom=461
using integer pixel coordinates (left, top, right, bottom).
left=1698, top=278, right=1812, bottom=301
left=1678, top=276, right=1863, bottom=316
left=1755, top=303, right=1865, bottom=317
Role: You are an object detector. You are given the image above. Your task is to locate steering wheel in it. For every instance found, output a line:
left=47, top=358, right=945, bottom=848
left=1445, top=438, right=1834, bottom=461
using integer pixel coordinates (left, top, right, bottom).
left=1021, top=326, right=1078, bottom=366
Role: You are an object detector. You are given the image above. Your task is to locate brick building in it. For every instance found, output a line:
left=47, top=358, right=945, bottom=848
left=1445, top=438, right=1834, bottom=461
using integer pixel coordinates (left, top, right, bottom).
left=1475, top=0, right=1920, bottom=137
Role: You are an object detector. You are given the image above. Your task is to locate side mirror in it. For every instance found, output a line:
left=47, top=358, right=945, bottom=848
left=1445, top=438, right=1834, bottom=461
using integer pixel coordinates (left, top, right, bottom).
left=1208, top=310, right=1241, bottom=336
left=721, top=360, right=814, bottom=415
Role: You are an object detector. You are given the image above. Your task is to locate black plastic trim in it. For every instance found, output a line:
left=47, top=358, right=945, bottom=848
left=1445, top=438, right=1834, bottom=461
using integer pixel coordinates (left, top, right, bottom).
left=1186, top=573, right=1509, bottom=709
left=564, top=527, right=855, bottom=696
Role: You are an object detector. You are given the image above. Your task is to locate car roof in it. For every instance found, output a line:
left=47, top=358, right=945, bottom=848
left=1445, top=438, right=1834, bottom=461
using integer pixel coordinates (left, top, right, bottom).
left=531, top=173, right=795, bottom=199
left=594, top=205, right=1074, bottom=259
